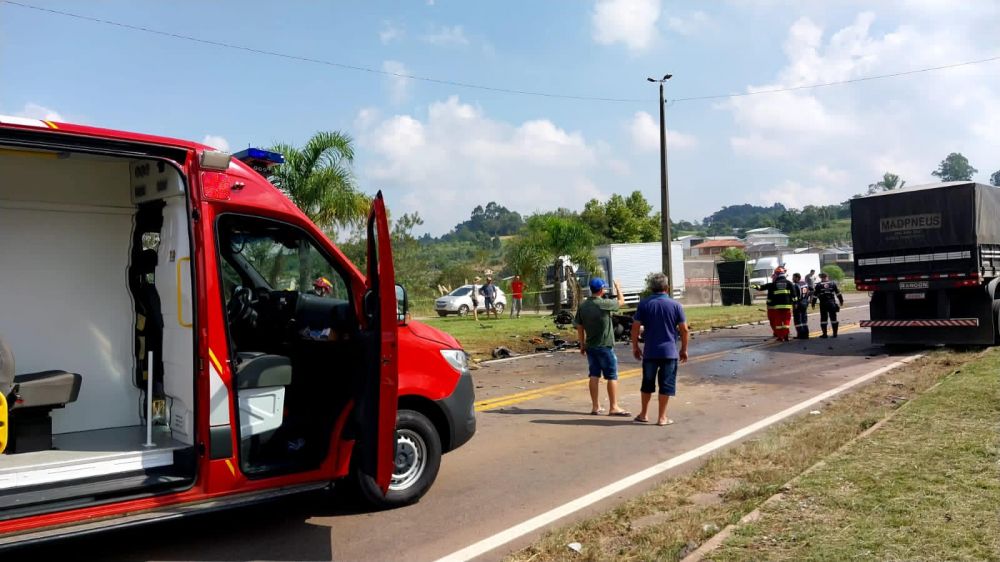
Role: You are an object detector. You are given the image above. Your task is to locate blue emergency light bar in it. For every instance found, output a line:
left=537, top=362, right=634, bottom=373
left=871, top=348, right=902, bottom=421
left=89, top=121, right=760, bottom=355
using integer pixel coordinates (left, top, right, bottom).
left=233, top=147, right=285, bottom=165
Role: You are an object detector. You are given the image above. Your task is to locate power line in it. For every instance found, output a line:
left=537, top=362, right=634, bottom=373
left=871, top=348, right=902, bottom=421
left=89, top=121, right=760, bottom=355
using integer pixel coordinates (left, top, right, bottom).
left=0, top=0, right=646, bottom=103
left=3, top=0, right=999, bottom=105
left=670, top=54, right=1000, bottom=102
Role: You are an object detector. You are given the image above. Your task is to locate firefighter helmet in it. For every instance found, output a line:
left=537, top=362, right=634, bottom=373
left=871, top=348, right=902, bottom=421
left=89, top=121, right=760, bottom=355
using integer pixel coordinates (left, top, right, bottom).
left=313, top=277, right=333, bottom=295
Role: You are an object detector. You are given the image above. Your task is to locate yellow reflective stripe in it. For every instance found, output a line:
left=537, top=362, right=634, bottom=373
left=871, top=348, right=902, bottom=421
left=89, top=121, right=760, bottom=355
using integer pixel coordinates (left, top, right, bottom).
left=208, top=348, right=225, bottom=374
left=769, top=305, right=793, bottom=309
left=773, top=289, right=791, bottom=294
left=0, top=391, right=7, bottom=453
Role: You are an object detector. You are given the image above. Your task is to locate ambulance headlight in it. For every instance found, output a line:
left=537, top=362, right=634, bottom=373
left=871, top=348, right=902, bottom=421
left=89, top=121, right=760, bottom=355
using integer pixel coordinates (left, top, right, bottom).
left=440, top=350, right=469, bottom=374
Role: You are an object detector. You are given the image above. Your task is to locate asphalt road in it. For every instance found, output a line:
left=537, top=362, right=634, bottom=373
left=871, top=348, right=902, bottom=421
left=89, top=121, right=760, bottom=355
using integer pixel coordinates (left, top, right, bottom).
left=28, top=297, right=904, bottom=562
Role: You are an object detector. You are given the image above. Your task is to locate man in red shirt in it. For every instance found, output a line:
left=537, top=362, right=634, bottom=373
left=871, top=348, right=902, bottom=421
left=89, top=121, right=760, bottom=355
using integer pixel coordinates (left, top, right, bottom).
left=510, top=274, right=525, bottom=318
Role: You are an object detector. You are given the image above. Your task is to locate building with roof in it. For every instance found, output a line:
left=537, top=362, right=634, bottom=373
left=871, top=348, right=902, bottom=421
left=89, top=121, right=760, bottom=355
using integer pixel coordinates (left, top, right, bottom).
left=678, top=235, right=741, bottom=257
left=744, top=227, right=789, bottom=248
left=690, top=239, right=746, bottom=257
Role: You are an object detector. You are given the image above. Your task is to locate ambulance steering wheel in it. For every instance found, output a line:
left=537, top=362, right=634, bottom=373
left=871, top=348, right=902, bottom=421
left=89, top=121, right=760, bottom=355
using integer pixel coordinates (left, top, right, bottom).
left=227, top=285, right=259, bottom=329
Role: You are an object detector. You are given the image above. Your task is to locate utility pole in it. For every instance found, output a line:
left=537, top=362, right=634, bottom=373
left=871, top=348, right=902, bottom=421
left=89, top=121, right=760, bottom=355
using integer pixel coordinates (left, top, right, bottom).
left=648, top=74, right=674, bottom=294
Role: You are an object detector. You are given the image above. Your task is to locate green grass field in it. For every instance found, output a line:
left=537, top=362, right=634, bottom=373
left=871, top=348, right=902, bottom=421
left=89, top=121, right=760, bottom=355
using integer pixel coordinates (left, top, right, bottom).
left=420, top=305, right=769, bottom=361
left=714, top=348, right=1000, bottom=561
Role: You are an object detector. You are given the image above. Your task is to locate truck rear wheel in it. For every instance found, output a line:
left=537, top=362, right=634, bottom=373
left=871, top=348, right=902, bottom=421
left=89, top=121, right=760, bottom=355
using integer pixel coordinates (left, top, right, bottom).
left=352, top=409, right=442, bottom=509
left=993, top=301, right=1000, bottom=346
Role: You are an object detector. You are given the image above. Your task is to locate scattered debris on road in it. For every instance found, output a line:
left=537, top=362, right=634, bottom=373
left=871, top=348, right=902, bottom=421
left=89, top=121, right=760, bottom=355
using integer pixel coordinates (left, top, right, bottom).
left=492, top=346, right=519, bottom=359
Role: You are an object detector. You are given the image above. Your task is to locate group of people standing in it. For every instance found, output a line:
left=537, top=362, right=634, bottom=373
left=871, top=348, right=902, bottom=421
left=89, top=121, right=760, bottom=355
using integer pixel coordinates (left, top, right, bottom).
left=757, top=268, right=844, bottom=341
left=469, top=274, right=525, bottom=320
left=566, top=266, right=842, bottom=426
left=574, top=273, right=689, bottom=426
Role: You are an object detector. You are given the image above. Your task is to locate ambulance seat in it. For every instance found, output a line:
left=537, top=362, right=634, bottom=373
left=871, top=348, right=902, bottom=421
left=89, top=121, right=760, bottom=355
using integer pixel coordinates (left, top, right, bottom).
left=1, top=337, right=83, bottom=453
left=234, top=352, right=291, bottom=439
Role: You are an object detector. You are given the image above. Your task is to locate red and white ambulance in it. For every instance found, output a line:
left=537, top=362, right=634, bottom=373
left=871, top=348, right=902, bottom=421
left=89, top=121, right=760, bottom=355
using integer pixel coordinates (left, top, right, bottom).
left=0, top=115, right=475, bottom=546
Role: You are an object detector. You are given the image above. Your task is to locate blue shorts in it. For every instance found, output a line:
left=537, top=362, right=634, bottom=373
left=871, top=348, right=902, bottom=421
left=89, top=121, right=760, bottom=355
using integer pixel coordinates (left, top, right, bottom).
left=641, top=358, right=678, bottom=396
left=585, top=347, right=618, bottom=380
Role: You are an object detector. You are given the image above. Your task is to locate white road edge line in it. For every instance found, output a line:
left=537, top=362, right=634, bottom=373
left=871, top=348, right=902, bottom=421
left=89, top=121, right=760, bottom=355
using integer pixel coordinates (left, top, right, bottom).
left=434, top=352, right=924, bottom=562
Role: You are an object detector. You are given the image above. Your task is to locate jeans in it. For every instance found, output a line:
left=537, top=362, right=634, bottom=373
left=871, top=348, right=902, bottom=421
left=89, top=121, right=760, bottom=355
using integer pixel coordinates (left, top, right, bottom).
left=641, top=358, right=678, bottom=396
left=510, top=297, right=523, bottom=317
left=585, top=347, right=618, bottom=380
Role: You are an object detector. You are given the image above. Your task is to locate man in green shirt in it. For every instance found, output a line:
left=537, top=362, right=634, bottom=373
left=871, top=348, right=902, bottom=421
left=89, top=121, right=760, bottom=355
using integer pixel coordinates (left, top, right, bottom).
left=574, top=277, right=630, bottom=416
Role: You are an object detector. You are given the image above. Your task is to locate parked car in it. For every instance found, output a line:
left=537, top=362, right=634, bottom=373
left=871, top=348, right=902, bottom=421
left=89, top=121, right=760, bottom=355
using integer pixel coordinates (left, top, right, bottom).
left=435, top=285, right=507, bottom=316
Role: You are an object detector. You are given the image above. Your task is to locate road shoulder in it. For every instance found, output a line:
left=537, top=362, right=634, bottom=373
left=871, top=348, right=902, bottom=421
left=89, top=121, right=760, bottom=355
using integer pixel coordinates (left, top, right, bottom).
left=502, top=349, right=982, bottom=562
left=710, top=347, right=1000, bottom=561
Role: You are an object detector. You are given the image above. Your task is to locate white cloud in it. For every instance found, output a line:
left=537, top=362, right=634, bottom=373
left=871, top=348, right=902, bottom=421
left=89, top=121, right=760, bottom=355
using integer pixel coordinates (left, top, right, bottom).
left=357, top=97, right=616, bottom=234
left=201, top=135, right=230, bottom=151
left=730, top=134, right=789, bottom=159
left=812, top=165, right=850, bottom=185
left=591, top=0, right=661, bottom=52
left=379, top=21, right=403, bottom=44
left=666, top=11, right=713, bottom=36
left=724, top=9, right=1000, bottom=203
left=15, top=102, right=63, bottom=121
left=629, top=111, right=697, bottom=152
left=730, top=90, right=857, bottom=138
left=382, top=60, right=410, bottom=104
left=421, top=25, right=469, bottom=46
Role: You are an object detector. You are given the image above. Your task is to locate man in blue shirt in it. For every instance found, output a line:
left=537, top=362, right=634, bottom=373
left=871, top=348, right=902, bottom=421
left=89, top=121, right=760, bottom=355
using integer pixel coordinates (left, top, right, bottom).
left=630, top=273, right=689, bottom=426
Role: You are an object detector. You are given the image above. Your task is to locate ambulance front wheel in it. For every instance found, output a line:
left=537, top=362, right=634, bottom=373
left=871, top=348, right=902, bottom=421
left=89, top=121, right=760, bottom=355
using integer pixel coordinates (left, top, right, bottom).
left=354, top=409, right=442, bottom=509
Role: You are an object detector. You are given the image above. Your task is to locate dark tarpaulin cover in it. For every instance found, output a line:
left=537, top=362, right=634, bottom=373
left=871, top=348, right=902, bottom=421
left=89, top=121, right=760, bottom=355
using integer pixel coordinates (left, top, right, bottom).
left=976, top=183, right=1000, bottom=245
left=851, top=183, right=1000, bottom=254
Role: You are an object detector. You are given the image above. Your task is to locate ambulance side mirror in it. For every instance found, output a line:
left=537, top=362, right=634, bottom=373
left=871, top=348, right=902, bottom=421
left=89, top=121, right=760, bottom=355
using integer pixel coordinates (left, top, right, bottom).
left=396, top=284, right=409, bottom=324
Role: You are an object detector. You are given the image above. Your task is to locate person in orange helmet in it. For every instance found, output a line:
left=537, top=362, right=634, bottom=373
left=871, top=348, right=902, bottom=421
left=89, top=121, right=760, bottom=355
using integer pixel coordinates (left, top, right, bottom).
left=753, top=266, right=799, bottom=342
left=312, top=277, right=333, bottom=297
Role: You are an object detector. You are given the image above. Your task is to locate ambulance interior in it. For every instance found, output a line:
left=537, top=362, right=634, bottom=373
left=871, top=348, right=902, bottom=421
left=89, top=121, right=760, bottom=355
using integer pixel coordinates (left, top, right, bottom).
left=0, top=146, right=196, bottom=513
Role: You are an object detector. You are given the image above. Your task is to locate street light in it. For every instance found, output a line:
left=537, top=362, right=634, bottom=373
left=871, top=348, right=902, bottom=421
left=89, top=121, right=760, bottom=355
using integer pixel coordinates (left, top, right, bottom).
left=647, top=74, right=674, bottom=295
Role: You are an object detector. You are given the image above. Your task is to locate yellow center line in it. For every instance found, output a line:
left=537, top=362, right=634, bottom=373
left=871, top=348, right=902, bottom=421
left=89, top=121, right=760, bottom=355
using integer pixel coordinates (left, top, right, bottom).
left=474, top=323, right=862, bottom=412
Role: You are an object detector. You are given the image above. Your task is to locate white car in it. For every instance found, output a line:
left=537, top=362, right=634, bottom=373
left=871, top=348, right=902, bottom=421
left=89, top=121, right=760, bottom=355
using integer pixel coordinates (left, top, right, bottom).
left=435, top=285, right=507, bottom=317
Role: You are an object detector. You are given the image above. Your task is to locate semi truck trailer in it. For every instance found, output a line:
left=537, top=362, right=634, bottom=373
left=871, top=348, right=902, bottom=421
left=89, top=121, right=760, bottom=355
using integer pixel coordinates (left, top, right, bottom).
left=851, top=181, right=1000, bottom=346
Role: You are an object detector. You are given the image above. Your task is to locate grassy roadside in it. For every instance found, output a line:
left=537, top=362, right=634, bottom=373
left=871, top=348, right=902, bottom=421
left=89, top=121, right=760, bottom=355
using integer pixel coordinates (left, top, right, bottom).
left=713, top=349, right=1000, bottom=561
left=420, top=316, right=576, bottom=360
left=421, top=306, right=770, bottom=361
left=505, top=349, right=984, bottom=562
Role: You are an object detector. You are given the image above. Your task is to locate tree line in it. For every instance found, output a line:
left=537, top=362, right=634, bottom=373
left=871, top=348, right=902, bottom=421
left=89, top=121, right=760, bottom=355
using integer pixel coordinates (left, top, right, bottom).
left=264, top=132, right=999, bottom=302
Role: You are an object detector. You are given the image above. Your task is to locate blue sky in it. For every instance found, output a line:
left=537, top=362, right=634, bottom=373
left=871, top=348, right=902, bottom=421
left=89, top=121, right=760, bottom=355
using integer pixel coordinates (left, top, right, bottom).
left=3, top=1, right=999, bottom=235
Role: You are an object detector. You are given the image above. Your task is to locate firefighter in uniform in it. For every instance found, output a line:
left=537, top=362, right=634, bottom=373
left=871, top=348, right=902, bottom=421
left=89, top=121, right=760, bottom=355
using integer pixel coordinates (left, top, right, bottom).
left=792, top=272, right=810, bottom=339
left=754, top=267, right=798, bottom=342
left=811, top=271, right=845, bottom=338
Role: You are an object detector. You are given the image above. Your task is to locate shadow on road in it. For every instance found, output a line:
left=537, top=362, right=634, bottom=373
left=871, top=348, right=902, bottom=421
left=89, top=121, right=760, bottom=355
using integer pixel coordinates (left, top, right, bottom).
left=489, top=407, right=588, bottom=416
left=530, top=418, right=636, bottom=427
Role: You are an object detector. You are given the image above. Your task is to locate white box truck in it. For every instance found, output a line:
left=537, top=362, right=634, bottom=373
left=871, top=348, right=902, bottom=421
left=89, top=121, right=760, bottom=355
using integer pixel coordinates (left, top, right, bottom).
left=749, top=253, right=821, bottom=287
left=594, top=242, right=685, bottom=305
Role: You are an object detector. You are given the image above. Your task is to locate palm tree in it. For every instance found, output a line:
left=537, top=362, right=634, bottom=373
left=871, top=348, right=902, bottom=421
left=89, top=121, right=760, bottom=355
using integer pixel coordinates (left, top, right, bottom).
left=506, top=214, right=598, bottom=316
left=866, top=172, right=906, bottom=195
left=268, top=131, right=371, bottom=289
